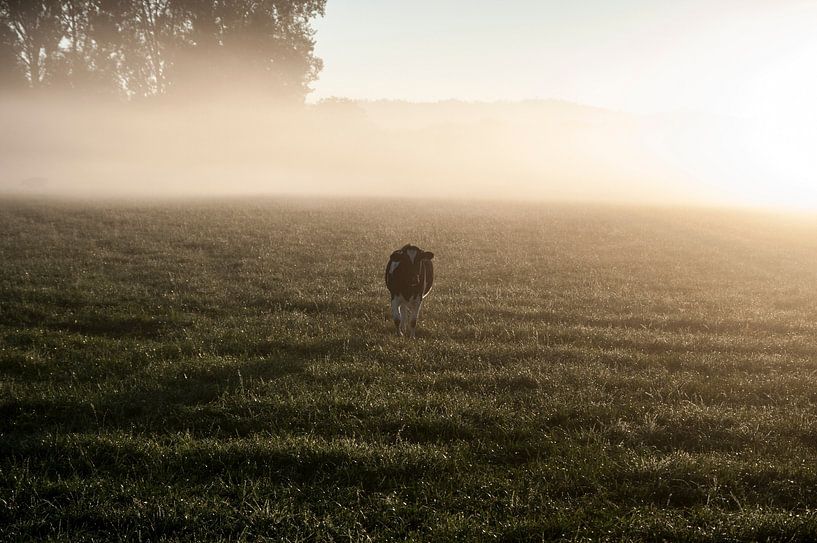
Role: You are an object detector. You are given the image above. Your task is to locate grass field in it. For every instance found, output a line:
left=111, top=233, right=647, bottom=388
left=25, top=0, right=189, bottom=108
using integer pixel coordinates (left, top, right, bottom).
left=2, top=197, right=817, bottom=541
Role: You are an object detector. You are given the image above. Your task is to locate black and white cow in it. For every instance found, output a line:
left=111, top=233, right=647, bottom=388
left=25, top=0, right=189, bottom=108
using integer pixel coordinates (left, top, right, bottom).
left=385, top=244, right=434, bottom=338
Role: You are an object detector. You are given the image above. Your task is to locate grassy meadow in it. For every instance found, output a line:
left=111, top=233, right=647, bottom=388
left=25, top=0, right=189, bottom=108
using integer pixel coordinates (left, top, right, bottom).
left=2, top=197, right=817, bottom=541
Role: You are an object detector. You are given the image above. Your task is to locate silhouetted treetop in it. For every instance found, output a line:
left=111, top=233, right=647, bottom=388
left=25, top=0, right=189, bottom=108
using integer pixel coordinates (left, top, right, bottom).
left=0, top=0, right=326, bottom=100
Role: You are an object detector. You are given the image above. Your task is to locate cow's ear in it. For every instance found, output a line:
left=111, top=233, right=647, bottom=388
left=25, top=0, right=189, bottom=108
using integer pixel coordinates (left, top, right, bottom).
left=390, top=250, right=402, bottom=260
left=422, top=251, right=434, bottom=260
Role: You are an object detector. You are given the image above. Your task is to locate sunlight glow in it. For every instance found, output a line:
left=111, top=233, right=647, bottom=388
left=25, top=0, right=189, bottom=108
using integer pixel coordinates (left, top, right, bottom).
left=311, top=1, right=817, bottom=211
left=736, top=37, right=817, bottom=210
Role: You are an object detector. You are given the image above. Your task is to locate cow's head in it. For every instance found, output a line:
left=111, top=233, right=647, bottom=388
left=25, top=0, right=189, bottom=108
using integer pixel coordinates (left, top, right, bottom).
left=391, top=244, right=434, bottom=286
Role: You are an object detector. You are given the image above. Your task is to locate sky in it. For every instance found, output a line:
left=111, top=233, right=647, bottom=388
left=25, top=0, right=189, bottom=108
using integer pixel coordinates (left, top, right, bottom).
left=313, top=0, right=817, bottom=120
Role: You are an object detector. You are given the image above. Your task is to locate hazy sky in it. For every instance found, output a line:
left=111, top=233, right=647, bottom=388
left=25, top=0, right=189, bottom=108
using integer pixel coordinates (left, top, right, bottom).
left=313, top=1, right=817, bottom=120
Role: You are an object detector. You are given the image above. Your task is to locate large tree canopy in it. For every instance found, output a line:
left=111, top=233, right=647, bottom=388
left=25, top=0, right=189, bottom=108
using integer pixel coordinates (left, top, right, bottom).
left=0, top=0, right=326, bottom=100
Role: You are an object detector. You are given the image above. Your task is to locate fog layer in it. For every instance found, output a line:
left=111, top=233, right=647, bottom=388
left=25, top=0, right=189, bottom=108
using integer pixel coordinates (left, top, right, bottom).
left=0, top=94, right=797, bottom=207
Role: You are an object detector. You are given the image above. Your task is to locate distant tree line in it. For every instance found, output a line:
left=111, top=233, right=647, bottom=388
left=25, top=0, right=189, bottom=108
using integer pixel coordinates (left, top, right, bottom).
left=0, top=0, right=326, bottom=100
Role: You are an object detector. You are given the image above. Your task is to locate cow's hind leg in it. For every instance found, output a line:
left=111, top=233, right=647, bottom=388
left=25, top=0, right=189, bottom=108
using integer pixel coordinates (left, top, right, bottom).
left=391, top=295, right=403, bottom=336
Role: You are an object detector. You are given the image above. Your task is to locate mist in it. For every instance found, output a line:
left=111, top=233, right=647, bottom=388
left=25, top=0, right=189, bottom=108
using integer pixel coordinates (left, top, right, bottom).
left=2, top=90, right=794, bottom=208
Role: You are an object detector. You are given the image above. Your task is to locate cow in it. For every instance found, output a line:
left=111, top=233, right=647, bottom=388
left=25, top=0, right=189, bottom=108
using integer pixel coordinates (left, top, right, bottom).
left=385, top=244, right=434, bottom=338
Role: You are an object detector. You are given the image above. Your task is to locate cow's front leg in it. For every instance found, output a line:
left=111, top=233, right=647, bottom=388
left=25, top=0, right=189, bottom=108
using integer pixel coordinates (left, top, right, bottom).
left=401, top=301, right=410, bottom=336
left=391, top=295, right=403, bottom=336
left=408, top=297, right=423, bottom=339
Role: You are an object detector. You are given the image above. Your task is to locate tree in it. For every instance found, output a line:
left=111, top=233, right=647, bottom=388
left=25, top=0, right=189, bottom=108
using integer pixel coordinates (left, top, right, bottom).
left=0, top=19, right=24, bottom=87
left=91, top=0, right=184, bottom=96
left=0, top=0, right=63, bottom=89
left=170, top=0, right=326, bottom=99
left=49, top=0, right=100, bottom=89
left=0, top=0, right=326, bottom=100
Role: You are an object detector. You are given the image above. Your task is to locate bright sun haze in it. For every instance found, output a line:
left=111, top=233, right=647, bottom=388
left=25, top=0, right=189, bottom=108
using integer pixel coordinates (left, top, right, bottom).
left=313, top=0, right=817, bottom=210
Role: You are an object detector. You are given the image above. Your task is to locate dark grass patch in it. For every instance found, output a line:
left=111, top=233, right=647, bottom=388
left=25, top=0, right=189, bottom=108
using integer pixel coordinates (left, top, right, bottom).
left=54, top=313, right=170, bottom=340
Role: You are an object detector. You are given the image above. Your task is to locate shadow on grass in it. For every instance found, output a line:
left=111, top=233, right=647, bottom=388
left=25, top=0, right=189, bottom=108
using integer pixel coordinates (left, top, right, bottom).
left=55, top=314, right=168, bottom=339
left=0, top=303, right=173, bottom=340
left=213, top=337, right=364, bottom=359
left=0, top=434, right=445, bottom=492
left=0, top=352, right=308, bottom=436
left=485, top=307, right=803, bottom=336
left=0, top=327, right=393, bottom=439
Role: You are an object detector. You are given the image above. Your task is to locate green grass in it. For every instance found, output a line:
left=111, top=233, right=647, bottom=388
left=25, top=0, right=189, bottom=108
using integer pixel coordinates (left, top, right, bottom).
left=2, top=197, right=817, bottom=541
